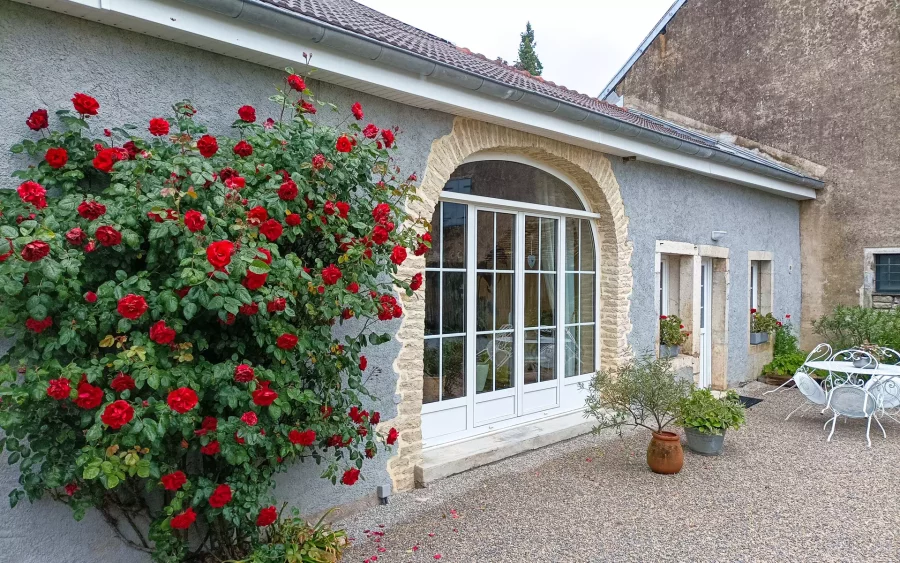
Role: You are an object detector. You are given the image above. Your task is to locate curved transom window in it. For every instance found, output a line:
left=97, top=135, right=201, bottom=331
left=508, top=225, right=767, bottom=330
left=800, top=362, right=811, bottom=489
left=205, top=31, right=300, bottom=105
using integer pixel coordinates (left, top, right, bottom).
left=422, top=159, right=600, bottom=445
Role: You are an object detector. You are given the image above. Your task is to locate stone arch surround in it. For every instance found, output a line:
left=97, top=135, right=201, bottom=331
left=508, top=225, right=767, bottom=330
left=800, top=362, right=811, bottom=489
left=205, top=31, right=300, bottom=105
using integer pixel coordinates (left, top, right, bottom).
left=385, top=118, right=634, bottom=491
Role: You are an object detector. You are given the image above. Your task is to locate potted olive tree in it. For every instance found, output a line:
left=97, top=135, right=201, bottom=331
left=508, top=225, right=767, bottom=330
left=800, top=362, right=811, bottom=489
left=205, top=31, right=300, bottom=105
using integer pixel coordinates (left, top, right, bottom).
left=750, top=309, right=778, bottom=344
left=678, top=389, right=746, bottom=455
left=659, top=314, right=689, bottom=358
left=585, top=356, right=692, bottom=474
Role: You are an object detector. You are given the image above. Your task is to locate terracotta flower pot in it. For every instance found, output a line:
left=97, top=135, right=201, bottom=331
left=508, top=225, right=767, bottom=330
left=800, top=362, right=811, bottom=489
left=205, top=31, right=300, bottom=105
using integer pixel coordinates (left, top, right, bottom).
left=646, top=431, right=684, bottom=474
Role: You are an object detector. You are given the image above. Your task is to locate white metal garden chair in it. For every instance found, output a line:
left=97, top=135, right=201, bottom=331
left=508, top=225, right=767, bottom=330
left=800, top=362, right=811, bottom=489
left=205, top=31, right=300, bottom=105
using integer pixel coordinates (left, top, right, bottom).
left=825, top=382, right=886, bottom=448
left=865, top=375, right=900, bottom=423
left=879, top=347, right=900, bottom=365
left=764, top=343, right=831, bottom=395
left=785, top=371, right=830, bottom=420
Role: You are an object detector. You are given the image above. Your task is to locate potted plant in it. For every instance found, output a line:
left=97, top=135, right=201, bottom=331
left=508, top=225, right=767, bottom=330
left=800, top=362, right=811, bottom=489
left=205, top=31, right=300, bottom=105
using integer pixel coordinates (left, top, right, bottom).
left=750, top=309, right=778, bottom=344
left=476, top=348, right=492, bottom=392
left=853, top=341, right=884, bottom=368
left=678, top=389, right=746, bottom=455
left=585, top=356, right=692, bottom=474
left=659, top=314, right=689, bottom=358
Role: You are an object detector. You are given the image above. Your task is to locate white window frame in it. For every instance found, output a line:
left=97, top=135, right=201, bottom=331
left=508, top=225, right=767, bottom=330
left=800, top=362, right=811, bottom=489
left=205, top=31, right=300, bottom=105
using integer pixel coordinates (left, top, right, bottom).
left=659, top=255, right=670, bottom=317
left=750, top=260, right=760, bottom=312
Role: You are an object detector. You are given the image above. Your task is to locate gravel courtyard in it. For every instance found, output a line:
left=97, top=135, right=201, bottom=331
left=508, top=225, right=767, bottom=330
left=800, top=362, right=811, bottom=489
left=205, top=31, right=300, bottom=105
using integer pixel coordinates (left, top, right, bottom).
left=339, top=382, right=900, bottom=562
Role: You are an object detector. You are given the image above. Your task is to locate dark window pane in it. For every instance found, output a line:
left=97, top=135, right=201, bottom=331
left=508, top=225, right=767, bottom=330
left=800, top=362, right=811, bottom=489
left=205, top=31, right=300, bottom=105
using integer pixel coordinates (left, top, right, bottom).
left=476, top=273, right=493, bottom=332
left=495, top=213, right=515, bottom=270
left=476, top=334, right=493, bottom=394
left=446, top=161, right=584, bottom=210
left=476, top=211, right=493, bottom=270
left=540, top=273, right=556, bottom=327
left=442, top=272, right=466, bottom=334
left=442, top=336, right=466, bottom=400
left=565, top=218, right=579, bottom=272
left=540, top=328, right=557, bottom=381
left=875, top=254, right=900, bottom=293
left=580, top=220, right=595, bottom=271
left=442, top=203, right=466, bottom=269
left=495, top=273, right=514, bottom=330
left=425, top=204, right=441, bottom=269
left=565, top=273, right=579, bottom=325
left=495, top=331, right=514, bottom=390
left=525, top=216, right=540, bottom=271
left=525, top=273, right=539, bottom=328
left=423, top=339, right=440, bottom=404
left=425, top=271, right=440, bottom=336
left=581, top=325, right=595, bottom=375
left=540, top=218, right=557, bottom=271
left=565, top=326, right=579, bottom=378
left=524, top=329, right=539, bottom=384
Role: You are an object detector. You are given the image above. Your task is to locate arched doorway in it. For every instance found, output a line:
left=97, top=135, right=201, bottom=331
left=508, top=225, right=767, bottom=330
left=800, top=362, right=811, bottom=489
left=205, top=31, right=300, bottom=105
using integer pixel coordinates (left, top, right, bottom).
left=421, top=158, right=600, bottom=446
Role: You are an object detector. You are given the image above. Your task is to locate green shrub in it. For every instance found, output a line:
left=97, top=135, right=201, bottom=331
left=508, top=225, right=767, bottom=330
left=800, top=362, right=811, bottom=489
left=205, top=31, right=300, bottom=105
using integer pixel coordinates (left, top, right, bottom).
left=812, top=306, right=900, bottom=351
left=677, top=389, right=745, bottom=435
left=762, top=352, right=807, bottom=378
left=773, top=321, right=801, bottom=357
left=233, top=507, right=348, bottom=563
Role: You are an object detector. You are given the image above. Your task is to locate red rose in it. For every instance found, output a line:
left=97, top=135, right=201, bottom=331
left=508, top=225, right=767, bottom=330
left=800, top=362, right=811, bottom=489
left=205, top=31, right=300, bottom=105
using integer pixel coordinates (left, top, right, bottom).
left=256, top=506, right=277, bottom=527
left=117, top=294, right=148, bottom=320
left=194, top=416, right=218, bottom=436
left=209, top=484, right=232, bottom=508
left=347, top=282, right=359, bottom=293
left=372, top=225, right=389, bottom=245
left=259, top=219, right=283, bottom=241
left=225, top=176, right=246, bottom=190
left=78, top=200, right=106, bottom=221
left=93, top=148, right=122, bottom=173
left=359, top=356, right=367, bottom=371
left=323, top=201, right=336, bottom=216
left=276, top=333, right=297, bottom=350
left=123, top=141, right=138, bottom=159
left=170, top=508, right=196, bottom=529
left=201, top=440, right=221, bottom=455
left=373, top=203, right=391, bottom=221
left=95, top=226, right=122, bottom=247
left=17, top=181, right=47, bottom=209
left=75, top=380, right=103, bottom=409
left=148, top=118, right=170, bottom=136
left=410, top=272, right=422, bottom=291
left=243, top=271, right=268, bottom=291
left=386, top=427, right=399, bottom=445
left=349, top=406, right=366, bottom=424
left=299, top=100, right=316, bottom=114
left=239, top=302, right=259, bottom=315
left=414, top=232, right=432, bottom=256
left=197, top=134, right=218, bottom=157
left=252, top=381, right=278, bottom=406
left=65, top=227, right=86, bottom=246
left=335, top=201, right=350, bottom=219
left=21, top=240, right=50, bottom=262
left=786, top=314, right=792, bottom=319
left=278, top=180, right=298, bottom=201
left=206, top=240, right=234, bottom=269
left=233, top=140, right=253, bottom=157
left=322, top=264, right=342, bottom=285
left=46, top=378, right=71, bottom=400
left=241, top=411, right=258, bottom=426
left=234, top=364, right=255, bottom=383
left=390, top=245, right=407, bottom=265
left=167, top=387, right=198, bottom=413
left=25, top=317, right=52, bottom=333
left=288, top=429, right=316, bottom=446
left=72, top=93, right=100, bottom=116
left=341, top=467, right=360, bottom=486
left=110, top=372, right=135, bottom=392
left=362, top=123, right=378, bottom=139
left=335, top=135, right=353, bottom=153
left=238, top=105, right=257, bottom=122
left=351, top=102, right=364, bottom=120
left=286, top=213, right=301, bottom=226
left=246, top=206, right=268, bottom=226
left=80, top=291, right=97, bottom=304
left=267, top=298, right=286, bottom=313
left=161, top=471, right=187, bottom=491
left=381, top=129, right=395, bottom=148
left=183, top=210, right=206, bottom=232
left=45, top=148, right=68, bottom=169
left=26, top=109, right=49, bottom=131
left=320, top=405, right=333, bottom=418
left=101, top=400, right=134, bottom=429
left=234, top=432, right=245, bottom=445
left=150, top=320, right=176, bottom=345
left=370, top=411, right=380, bottom=424
left=312, top=154, right=326, bottom=169
left=287, top=74, right=306, bottom=91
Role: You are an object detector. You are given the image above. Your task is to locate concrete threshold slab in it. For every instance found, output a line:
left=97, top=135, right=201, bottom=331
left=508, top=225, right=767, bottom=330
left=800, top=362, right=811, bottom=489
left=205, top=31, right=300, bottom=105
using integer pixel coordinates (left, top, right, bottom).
left=415, top=411, right=594, bottom=487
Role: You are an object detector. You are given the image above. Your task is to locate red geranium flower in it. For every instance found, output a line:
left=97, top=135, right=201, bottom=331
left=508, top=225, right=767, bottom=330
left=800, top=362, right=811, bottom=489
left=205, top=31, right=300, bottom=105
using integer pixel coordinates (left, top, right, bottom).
left=149, top=320, right=176, bottom=345
left=110, top=373, right=135, bottom=392
left=362, top=123, right=378, bottom=139
left=209, top=484, right=232, bottom=508
left=243, top=271, right=268, bottom=291
left=342, top=467, right=360, bottom=486
left=46, top=378, right=71, bottom=400
left=322, top=264, right=342, bottom=285
left=252, top=381, right=278, bottom=406
left=25, top=317, right=52, bottom=333
left=386, top=427, right=399, bottom=445
left=335, top=135, right=353, bottom=153
left=238, top=105, right=256, bottom=122
left=101, top=400, right=134, bottom=429
left=184, top=210, right=206, bottom=232
left=167, top=387, right=198, bottom=413
left=288, top=429, right=316, bottom=446
left=21, top=240, right=50, bottom=262
left=17, top=181, right=47, bottom=209
left=75, top=379, right=103, bottom=409
left=351, top=102, right=364, bottom=120
left=170, top=508, right=196, bottom=529
left=233, top=140, right=253, bottom=157
left=45, top=148, right=68, bottom=169
left=390, top=245, right=407, bottom=265
left=78, top=200, right=106, bottom=221
left=381, top=128, right=395, bottom=148
left=359, top=356, right=367, bottom=371
left=287, top=74, right=306, bottom=91
left=201, top=440, right=221, bottom=455
left=197, top=134, right=218, bottom=158
left=148, top=118, right=170, bottom=136
left=72, top=93, right=100, bottom=116
left=95, top=226, right=122, bottom=247
left=259, top=219, right=283, bottom=241
left=161, top=471, right=187, bottom=491
left=117, top=294, right=148, bottom=320
left=206, top=240, right=234, bottom=270
left=256, top=506, right=278, bottom=527
left=26, top=109, right=49, bottom=131
left=234, top=364, right=255, bottom=383
left=410, top=272, right=422, bottom=291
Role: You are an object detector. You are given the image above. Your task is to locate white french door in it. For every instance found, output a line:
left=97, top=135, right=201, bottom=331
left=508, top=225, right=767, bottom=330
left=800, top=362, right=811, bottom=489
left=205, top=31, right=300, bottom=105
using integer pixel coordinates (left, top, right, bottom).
left=699, top=258, right=713, bottom=389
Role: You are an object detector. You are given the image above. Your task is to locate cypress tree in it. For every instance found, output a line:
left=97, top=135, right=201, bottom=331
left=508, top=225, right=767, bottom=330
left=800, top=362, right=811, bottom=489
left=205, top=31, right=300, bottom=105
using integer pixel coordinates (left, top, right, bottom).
left=515, top=22, right=543, bottom=76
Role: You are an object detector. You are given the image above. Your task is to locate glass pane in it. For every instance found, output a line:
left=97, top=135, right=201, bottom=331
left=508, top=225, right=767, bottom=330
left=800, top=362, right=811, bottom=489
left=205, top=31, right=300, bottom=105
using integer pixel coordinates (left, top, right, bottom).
left=495, top=331, right=514, bottom=390
left=425, top=205, right=441, bottom=269
left=442, top=337, right=466, bottom=400
left=476, top=210, right=493, bottom=270
left=580, top=220, right=595, bottom=271
left=524, top=216, right=539, bottom=271
left=442, top=203, right=466, bottom=269
left=446, top=161, right=585, bottom=210
left=876, top=254, right=900, bottom=293
left=524, top=329, right=539, bottom=385
left=580, top=274, right=595, bottom=323
left=539, top=328, right=557, bottom=381
left=540, top=274, right=556, bottom=327
left=442, top=272, right=466, bottom=334
left=495, top=273, right=514, bottom=330
left=476, top=273, right=493, bottom=332
left=423, top=339, right=440, bottom=403
left=475, top=334, right=493, bottom=394
left=495, top=213, right=515, bottom=270
left=581, top=325, right=595, bottom=375
left=425, top=271, right=440, bottom=336
left=524, top=273, right=539, bottom=328
left=565, top=273, right=579, bottom=325
left=565, top=326, right=579, bottom=378
left=540, top=218, right=557, bottom=271
left=565, top=218, right=579, bottom=272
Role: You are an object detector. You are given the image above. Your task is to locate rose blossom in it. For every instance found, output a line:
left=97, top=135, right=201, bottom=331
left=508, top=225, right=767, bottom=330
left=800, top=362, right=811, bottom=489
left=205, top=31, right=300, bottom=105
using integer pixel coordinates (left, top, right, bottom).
left=242, top=271, right=268, bottom=291
left=359, top=356, right=368, bottom=371
left=233, top=140, right=253, bottom=157
left=148, top=118, right=170, bottom=136
left=206, top=240, right=234, bottom=270
left=362, top=123, right=378, bottom=139
left=46, top=378, right=71, bottom=400
left=149, top=320, right=176, bottom=345
left=45, top=147, right=68, bottom=169
left=197, top=134, right=218, bottom=157
left=257, top=506, right=277, bottom=527
left=246, top=206, right=268, bottom=225
left=194, top=416, right=218, bottom=437
left=78, top=200, right=106, bottom=220
left=288, top=429, right=316, bottom=446
left=410, top=272, right=423, bottom=291
left=286, top=213, right=301, bottom=226
left=322, top=264, right=342, bottom=285
left=17, top=181, right=47, bottom=209
left=101, top=400, right=134, bottom=429
left=170, top=508, right=196, bottom=529
left=299, top=100, right=316, bottom=114
left=209, top=484, right=232, bottom=508
left=259, top=219, right=283, bottom=242
left=25, top=317, right=52, bottom=333
left=75, top=379, right=103, bottom=409
left=21, top=241, right=50, bottom=262
left=351, top=102, right=364, bottom=120
left=234, top=364, right=255, bottom=383
left=241, top=411, right=258, bottom=426
left=93, top=148, right=124, bottom=173
left=167, top=387, right=199, bottom=413
left=72, top=93, right=100, bottom=116
left=161, top=471, right=187, bottom=491
left=342, top=467, right=360, bottom=486
left=312, top=154, right=326, bottom=169
left=381, top=128, right=395, bottom=148
left=390, top=245, right=407, bottom=265
left=252, top=381, right=278, bottom=406
left=387, top=427, right=399, bottom=445
left=183, top=210, right=206, bottom=232
left=287, top=74, right=306, bottom=91
left=201, top=441, right=221, bottom=455
left=238, top=105, right=256, bottom=122
left=26, top=108, right=49, bottom=130
left=239, top=302, right=259, bottom=315
left=117, top=294, right=148, bottom=320
left=335, top=135, right=353, bottom=153
left=65, top=227, right=86, bottom=246
left=110, top=372, right=135, bottom=392
left=95, top=226, right=122, bottom=247
left=278, top=180, right=298, bottom=201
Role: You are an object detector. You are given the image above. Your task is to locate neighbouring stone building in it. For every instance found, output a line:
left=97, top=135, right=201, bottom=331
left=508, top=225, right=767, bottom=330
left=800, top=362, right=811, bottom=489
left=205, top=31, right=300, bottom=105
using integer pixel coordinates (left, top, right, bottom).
left=609, top=0, right=900, bottom=345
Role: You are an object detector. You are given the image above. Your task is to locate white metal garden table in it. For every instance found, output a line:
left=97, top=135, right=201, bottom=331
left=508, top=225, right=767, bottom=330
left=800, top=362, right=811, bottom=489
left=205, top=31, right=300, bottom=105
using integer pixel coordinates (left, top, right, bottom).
left=803, top=361, right=900, bottom=381
left=805, top=360, right=900, bottom=425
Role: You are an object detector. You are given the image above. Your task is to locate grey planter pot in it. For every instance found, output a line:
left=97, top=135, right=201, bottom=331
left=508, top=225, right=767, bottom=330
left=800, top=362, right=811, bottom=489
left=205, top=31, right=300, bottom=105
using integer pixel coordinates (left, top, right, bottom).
left=853, top=357, right=876, bottom=369
left=659, top=344, right=681, bottom=358
left=684, top=427, right=726, bottom=456
left=750, top=332, right=769, bottom=345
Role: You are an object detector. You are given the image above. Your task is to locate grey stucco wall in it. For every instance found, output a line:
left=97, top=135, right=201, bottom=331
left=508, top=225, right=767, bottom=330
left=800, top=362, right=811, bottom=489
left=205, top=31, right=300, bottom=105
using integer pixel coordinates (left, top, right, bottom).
left=611, top=159, right=802, bottom=385
left=0, top=3, right=453, bottom=562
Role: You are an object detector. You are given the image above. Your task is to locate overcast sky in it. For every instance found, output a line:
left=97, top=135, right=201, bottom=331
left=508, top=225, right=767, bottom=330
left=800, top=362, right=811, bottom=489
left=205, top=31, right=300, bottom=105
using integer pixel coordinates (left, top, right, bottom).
left=356, top=0, right=674, bottom=97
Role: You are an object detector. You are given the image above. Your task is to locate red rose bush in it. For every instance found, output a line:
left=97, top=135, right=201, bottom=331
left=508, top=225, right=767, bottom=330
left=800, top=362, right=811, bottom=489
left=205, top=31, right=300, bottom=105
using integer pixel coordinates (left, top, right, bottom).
left=0, top=70, right=425, bottom=562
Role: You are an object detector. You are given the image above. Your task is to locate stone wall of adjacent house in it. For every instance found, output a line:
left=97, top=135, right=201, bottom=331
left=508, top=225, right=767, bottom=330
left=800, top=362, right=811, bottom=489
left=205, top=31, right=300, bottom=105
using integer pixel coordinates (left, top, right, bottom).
left=872, top=295, right=900, bottom=310
left=616, top=0, right=900, bottom=349
left=0, top=3, right=453, bottom=562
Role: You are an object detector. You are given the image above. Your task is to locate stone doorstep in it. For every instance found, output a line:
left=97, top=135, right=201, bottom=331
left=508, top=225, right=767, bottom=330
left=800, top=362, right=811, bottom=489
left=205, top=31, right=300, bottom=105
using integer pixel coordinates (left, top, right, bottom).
left=414, top=411, right=595, bottom=487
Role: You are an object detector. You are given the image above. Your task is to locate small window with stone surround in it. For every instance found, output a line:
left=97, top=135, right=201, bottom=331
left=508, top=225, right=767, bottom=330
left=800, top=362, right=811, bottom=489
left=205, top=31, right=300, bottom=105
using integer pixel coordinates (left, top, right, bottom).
left=863, top=248, right=900, bottom=310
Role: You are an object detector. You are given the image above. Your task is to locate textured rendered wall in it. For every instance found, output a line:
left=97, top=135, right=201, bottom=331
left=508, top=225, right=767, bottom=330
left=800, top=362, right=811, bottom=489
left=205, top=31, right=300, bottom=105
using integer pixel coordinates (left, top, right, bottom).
left=617, top=0, right=900, bottom=347
left=0, top=3, right=452, bottom=562
left=611, top=159, right=802, bottom=385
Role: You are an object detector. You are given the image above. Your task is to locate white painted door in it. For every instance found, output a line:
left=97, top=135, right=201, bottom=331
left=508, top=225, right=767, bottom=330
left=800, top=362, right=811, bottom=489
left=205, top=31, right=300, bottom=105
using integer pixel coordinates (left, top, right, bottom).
left=699, top=258, right=712, bottom=388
